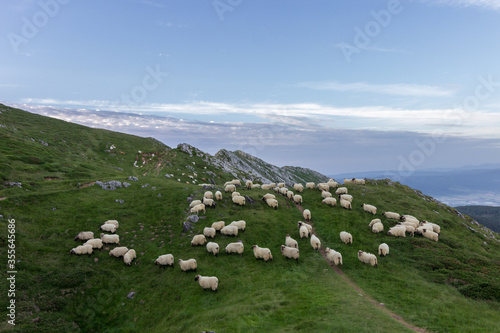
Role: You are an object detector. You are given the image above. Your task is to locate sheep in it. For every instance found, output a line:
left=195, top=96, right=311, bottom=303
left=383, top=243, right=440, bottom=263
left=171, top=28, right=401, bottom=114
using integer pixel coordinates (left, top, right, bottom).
left=353, top=178, right=366, bottom=185
left=335, top=187, right=348, bottom=195
left=190, top=203, right=206, bottom=214
left=189, top=200, right=202, bottom=208
left=285, top=234, right=298, bottom=249
left=378, top=243, right=389, bottom=256
left=398, top=224, right=415, bottom=236
left=382, top=211, right=401, bottom=220
left=306, top=182, right=315, bottom=189
left=178, top=258, right=197, bottom=272
left=203, top=198, right=216, bottom=208
left=229, top=220, right=246, bottom=232
left=225, top=241, right=244, bottom=255
left=371, top=222, right=384, bottom=233
left=262, top=193, right=276, bottom=201
left=358, top=250, right=378, bottom=267
left=251, top=184, right=261, bottom=189
left=225, top=184, right=236, bottom=193
left=206, top=242, right=220, bottom=256
left=123, top=249, right=136, bottom=265
left=298, top=221, right=313, bottom=234
left=327, top=179, right=339, bottom=188
left=280, top=187, right=288, bottom=196
left=277, top=182, right=286, bottom=188
left=325, top=248, right=342, bottom=266
left=303, top=209, right=311, bottom=222
left=203, top=227, right=217, bottom=238
left=287, top=191, right=295, bottom=200
left=273, top=186, right=280, bottom=193
left=269, top=182, right=276, bottom=188
left=340, top=199, right=352, bottom=210
left=401, top=215, right=419, bottom=224
left=338, top=194, right=353, bottom=202
left=400, top=220, right=419, bottom=229
left=340, top=231, right=352, bottom=245
left=104, top=220, right=119, bottom=228
left=343, top=178, right=353, bottom=184
left=109, top=246, right=128, bottom=257
left=100, top=223, right=117, bottom=233
left=204, top=191, right=213, bottom=199
left=266, top=198, right=279, bottom=209
left=416, top=225, right=432, bottom=235
left=321, top=191, right=332, bottom=199
left=195, top=275, right=218, bottom=292
left=322, top=197, right=337, bottom=207
left=211, top=221, right=225, bottom=231
left=245, top=180, right=253, bottom=189
left=220, top=225, right=239, bottom=236
left=293, top=194, right=303, bottom=205
left=299, top=225, right=309, bottom=239
left=155, top=254, right=174, bottom=267
left=368, top=218, right=382, bottom=227
left=231, top=191, right=241, bottom=198
left=215, top=191, right=223, bottom=200
left=191, top=234, right=207, bottom=246
left=100, top=233, right=120, bottom=245
left=317, top=183, right=330, bottom=192
left=422, top=229, right=439, bottom=242
left=293, top=183, right=304, bottom=193
left=280, top=245, right=299, bottom=262
left=252, top=245, right=273, bottom=262
left=231, top=179, right=241, bottom=186
left=310, top=234, right=321, bottom=251
left=387, top=226, right=406, bottom=237
left=232, top=195, right=246, bottom=206
left=70, top=244, right=93, bottom=255
left=261, top=184, right=271, bottom=190
left=361, top=203, right=377, bottom=215
left=421, top=221, right=441, bottom=234
left=74, top=231, right=94, bottom=241
left=84, top=238, right=103, bottom=249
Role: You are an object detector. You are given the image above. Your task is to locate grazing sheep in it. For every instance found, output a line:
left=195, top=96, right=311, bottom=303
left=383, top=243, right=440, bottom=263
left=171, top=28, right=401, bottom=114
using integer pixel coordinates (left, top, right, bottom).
left=261, top=184, right=271, bottom=190
left=104, top=220, right=119, bottom=228
left=100, top=233, right=120, bottom=245
left=109, top=246, right=128, bottom=257
left=335, top=187, right=348, bottom=195
left=340, top=231, right=352, bottom=245
left=220, top=225, right=239, bottom=236
left=211, top=221, right=225, bottom=231
left=195, top=275, right=218, bottom=292
left=74, top=231, right=94, bottom=241
left=225, top=241, right=244, bottom=255
left=343, top=178, right=353, bottom=184
left=382, top=211, right=401, bottom=220
left=155, top=254, right=174, bottom=267
left=277, top=182, right=286, bottom=188
left=100, top=223, right=117, bottom=233
left=178, top=259, right=197, bottom=272
left=190, top=203, right=206, bottom=214
left=293, top=194, right=303, bottom=205
left=269, top=182, right=277, bottom=188
left=266, top=198, right=279, bottom=209
left=225, top=184, right=236, bottom=193
left=398, top=224, right=415, bottom=236
left=338, top=194, right=353, bottom=202
left=416, top=225, right=433, bottom=235
left=353, top=178, right=366, bottom=185
left=231, top=191, right=241, bottom=198
left=252, top=184, right=261, bottom=189
left=400, top=220, right=419, bottom=229
left=325, top=247, right=342, bottom=266
left=70, top=244, right=93, bottom=255
left=327, top=179, right=339, bottom=188
left=358, top=250, right=378, bottom=267
left=229, top=220, right=246, bottom=231
left=321, top=191, right=332, bottom=199
left=299, top=225, right=309, bottom=239
left=298, top=221, right=313, bottom=233
left=287, top=191, right=295, bottom=200
left=303, top=209, right=311, bottom=222
left=340, top=199, right=352, bottom=210
left=189, top=200, right=202, bottom=208
left=231, top=179, right=241, bottom=186
left=84, top=238, right=103, bottom=249
left=306, top=182, right=316, bottom=189
left=203, top=227, right=216, bottom=238
left=246, top=180, right=253, bottom=189
left=371, top=222, right=384, bottom=233
left=310, top=234, right=321, bottom=251
left=123, top=249, right=137, bottom=265
left=378, top=243, right=389, bottom=256
left=206, top=242, right=220, bottom=256
left=368, top=218, right=382, bottom=227
left=387, top=226, right=406, bottom=237
left=203, top=198, right=216, bottom=208
left=421, top=221, right=441, bottom=234
left=252, top=245, right=273, bottom=262
left=285, top=234, right=298, bottom=249
left=191, top=234, right=207, bottom=246
left=280, top=245, right=299, bottom=262
left=422, top=229, right=439, bottom=242
left=317, top=183, right=330, bottom=192
left=361, top=203, right=377, bottom=215
left=232, top=195, right=246, bottom=206
left=215, top=191, right=222, bottom=200
left=294, top=183, right=304, bottom=193
left=401, top=215, right=419, bottom=224
left=322, top=197, right=337, bottom=206
left=280, top=187, right=288, bottom=196
left=262, top=193, right=276, bottom=201
left=204, top=191, right=213, bottom=199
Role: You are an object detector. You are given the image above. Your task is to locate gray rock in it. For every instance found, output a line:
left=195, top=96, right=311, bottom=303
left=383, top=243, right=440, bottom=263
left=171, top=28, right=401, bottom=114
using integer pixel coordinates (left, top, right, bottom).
left=128, top=176, right=139, bottom=181
left=183, top=222, right=193, bottom=232
left=165, top=174, right=171, bottom=178
left=127, top=292, right=136, bottom=299
left=244, top=196, right=256, bottom=204
left=188, top=215, right=199, bottom=223
left=116, top=199, right=124, bottom=204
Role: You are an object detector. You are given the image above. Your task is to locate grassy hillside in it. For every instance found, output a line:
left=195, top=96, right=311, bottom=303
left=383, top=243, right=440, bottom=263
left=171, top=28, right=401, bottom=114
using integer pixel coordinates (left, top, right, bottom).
left=456, top=205, right=500, bottom=233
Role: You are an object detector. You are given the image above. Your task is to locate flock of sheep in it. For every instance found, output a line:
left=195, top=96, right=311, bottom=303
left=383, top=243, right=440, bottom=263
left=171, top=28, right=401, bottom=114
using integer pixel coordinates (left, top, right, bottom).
left=70, top=176, right=442, bottom=292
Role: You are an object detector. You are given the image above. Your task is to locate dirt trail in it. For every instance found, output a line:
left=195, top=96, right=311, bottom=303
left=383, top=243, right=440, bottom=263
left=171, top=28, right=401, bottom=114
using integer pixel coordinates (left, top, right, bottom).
left=294, top=203, right=429, bottom=333
left=79, top=181, right=96, bottom=188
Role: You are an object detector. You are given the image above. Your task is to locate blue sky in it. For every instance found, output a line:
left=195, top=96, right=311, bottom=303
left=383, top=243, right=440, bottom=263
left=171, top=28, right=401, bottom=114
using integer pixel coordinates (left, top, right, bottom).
left=1, top=0, right=500, bottom=175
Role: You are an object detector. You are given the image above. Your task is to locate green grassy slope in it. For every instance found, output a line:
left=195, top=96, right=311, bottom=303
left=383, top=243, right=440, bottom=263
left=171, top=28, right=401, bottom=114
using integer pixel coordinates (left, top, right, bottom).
left=456, top=205, right=500, bottom=233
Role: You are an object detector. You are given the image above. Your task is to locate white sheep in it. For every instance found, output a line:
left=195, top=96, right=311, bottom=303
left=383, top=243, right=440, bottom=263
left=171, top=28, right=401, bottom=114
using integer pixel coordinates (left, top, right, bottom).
left=280, top=187, right=288, bottom=196
left=100, top=233, right=120, bottom=245
left=321, top=191, right=332, bottom=199
left=269, top=182, right=276, bottom=188
left=109, top=246, right=128, bottom=257
left=325, top=247, right=342, bottom=266
left=70, top=244, right=93, bottom=255
left=340, top=231, right=352, bottom=245
left=317, top=183, right=330, bottom=192
left=178, top=258, right=197, bottom=272
left=220, top=225, right=239, bottom=236
left=211, top=221, right=225, bottom=231
left=84, top=238, right=103, bottom=249
left=225, top=241, right=244, bottom=255
left=310, top=234, right=321, bottom=251
left=340, top=199, right=352, bottom=210
left=361, top=203, right=377, bottom=215
left=245, top=180, right=253, bottom=189
left=401, top=215, right=419, bottom=224
left=322, top=197, right=337, bottom=207
left=189, top=200, right=202, bottom=208
left=371, top=222, right=384, bottom=233
left=353, top=178, right=366, bottom=185
left=104, top=220, right=119, bottom=228
left=215, top=191, right=222, bottom=200
left=203, top=227, right=216, bottom=238
left=155, top=254, right=174, bottom=267
left=422, top=229, right=439, bottom=242
left=277, top=182, right=286, bottom=188
left=343, top=178, right=353, bottom=184
left=252, top=245, right=273, bottom=262
left=195, top=275, right=218, bottom=292
left=387, top=226, right=406, bottom=237
left=398, top=224, right=415, bottom=236
left=206, top=242, right=220, bottom=256
left=293, top=194, right=303, bottom=205
left=261, top=184, right=271, bottom=190
left=378, top=243, right=389, bottom=256
left=287, top=191, right=295, bottom=200
left=303, top=209, right=311, bottom=222
left=382, top=211, right=401, bottom=220
left=421, top=221, right=441, bottom=234
left=335, top=187, right=348, bottom=195
left=266, top=198, right=278, bottom=209
left=285, top=234, right=298, bottom=249
left=299, top=225, right=309, bottom=239
left=298, top=221, right=313, bottom=234
left=231, top=179, right=241, bottom=186
left=229, top=220, right=246, bottom=232
left=225, top=184, right=236, bottom=193
left=123, top=249, right=136, bottom=265
left=368, top=218, right=382, bottom=227
left=204, top=191, right=213, bottom=199
left=358, top=250, right=378, bottom=267
left=280, top=245, right=299, bottom=262
left=231, top=191, right=241, bottom=198
left=400, top=220, right=419, bottom=229
left=203, top=198, right=216, bottom=208
left=190, top=203, right=206, bottom=214
left=232, top=195, right=246, bottom=206
left=262, top=193, right=276, bottom=201
left=100, top=223, right=117, bottom=233
left=327, top=179, right=339, bottom=188
left=294, top=183, right=304, bottom=193
left=251, top=184, right=261, bottom=189
left=305, top=182, right=315, bottom=189
left=191, top=234, right=207, bottom=246
left=338, top=194, right=353, bottom=202
left=74, top=231, right=94, bottom=241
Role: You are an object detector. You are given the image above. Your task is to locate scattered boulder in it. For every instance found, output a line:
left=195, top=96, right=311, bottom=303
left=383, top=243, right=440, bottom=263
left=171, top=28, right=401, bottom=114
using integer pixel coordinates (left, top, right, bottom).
left=187, top=215, right=199, bottom=223
left=183, top=222, right=193, bottom=232
left=127, top=292, right=136, bottom=299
